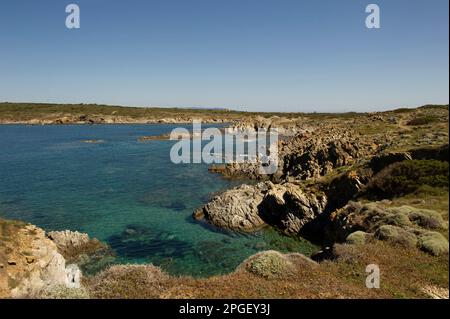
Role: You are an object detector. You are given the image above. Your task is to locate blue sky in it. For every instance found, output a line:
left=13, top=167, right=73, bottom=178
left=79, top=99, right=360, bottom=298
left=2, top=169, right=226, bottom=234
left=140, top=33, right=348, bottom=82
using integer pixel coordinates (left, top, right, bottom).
left=0, top=0, right=448, bottom=112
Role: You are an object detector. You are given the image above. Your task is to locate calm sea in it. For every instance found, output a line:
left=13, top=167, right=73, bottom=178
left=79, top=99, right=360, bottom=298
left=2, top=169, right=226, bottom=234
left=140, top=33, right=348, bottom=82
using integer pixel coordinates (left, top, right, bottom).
left=0, top=124, right=316, bottom=277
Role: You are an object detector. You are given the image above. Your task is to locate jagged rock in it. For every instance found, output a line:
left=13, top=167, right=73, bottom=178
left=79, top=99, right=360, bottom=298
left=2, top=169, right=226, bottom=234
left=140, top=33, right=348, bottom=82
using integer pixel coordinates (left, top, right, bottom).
left=212, top=126, right=383, bottom=181
left=0, top=221, right=69, bottom=298
left=259, top=183, right=327, bottom=236
left=48, top=230, right=115, bottom=275
left=48, top=230, right=90, bottom=250
left=280, top=130, right=378, bottom=180
left=193, top=183, right=270, bottom=232
left=321, top=169, right=373, bottom=210
left=195, top=181, right=328, bottom=236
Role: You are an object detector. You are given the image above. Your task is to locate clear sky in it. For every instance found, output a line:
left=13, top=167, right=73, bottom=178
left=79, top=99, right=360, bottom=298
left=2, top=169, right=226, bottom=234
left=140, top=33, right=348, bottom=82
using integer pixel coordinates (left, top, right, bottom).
left=0, top=0, right=448, bottom=112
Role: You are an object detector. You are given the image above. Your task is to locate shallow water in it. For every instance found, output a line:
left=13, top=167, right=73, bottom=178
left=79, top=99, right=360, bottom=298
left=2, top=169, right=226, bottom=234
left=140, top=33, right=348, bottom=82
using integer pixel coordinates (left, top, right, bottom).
left=0, top=124, right=317, bottom=277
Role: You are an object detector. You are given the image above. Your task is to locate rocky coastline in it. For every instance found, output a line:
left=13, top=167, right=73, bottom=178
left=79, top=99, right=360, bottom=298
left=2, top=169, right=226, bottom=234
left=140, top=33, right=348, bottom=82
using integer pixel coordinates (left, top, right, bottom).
left=0, top=104, right=448, bottom=299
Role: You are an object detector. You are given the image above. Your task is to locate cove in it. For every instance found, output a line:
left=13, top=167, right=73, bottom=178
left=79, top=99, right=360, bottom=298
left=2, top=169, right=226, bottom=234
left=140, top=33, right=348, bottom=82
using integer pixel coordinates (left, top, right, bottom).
left=0, top=124, right=317, bottom=277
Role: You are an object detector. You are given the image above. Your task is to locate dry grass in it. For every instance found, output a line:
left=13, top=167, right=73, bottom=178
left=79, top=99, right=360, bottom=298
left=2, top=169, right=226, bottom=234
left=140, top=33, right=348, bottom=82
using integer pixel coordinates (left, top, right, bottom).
left=324, top=242, right=449, bottom=298
left=83, top=241, right=448, bottom=299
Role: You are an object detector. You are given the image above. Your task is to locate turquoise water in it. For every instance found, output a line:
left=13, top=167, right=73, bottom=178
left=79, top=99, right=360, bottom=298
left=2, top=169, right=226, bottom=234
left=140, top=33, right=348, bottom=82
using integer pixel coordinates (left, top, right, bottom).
left=0, top=124, right=317, bottom=277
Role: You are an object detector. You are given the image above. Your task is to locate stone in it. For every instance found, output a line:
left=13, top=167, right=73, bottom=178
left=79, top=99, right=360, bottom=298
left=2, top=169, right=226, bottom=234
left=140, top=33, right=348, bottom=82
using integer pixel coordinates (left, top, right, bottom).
left=65, top=264, right=81, bottom=288
left=259, top=183, right=328, bottom=235
left=194, top=182, right=270, bottom=232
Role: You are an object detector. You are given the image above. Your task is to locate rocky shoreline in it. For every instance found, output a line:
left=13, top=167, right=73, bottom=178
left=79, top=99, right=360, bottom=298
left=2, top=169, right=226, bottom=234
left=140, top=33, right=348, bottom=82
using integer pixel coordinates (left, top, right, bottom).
left=0, top=105, right=449, bottom=299
left=193, top=105, right=450, bottom=293
left=0, top=116, right=228, bottom=125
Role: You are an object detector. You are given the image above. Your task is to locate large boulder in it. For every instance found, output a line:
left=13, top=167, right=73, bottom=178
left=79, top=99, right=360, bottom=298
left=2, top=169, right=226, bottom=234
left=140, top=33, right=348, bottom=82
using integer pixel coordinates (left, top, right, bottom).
left=259, top=183, right=327, bottom=236
left=193, top=182, right=270, bottom=232
left=194, top=182, right=328, bottom=236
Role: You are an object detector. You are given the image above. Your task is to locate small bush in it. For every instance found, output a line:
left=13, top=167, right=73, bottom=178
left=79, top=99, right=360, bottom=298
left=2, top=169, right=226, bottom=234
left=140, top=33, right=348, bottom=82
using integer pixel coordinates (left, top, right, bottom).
left=374, top=225, right=418, bottom=248
left=407, top=115, right=439, bottom=126
left=407, top=209, right=445, bottom=230
left=346, top=231, right=368, bottom=245
left=86, top=264, right=169, bottom=298
left=382, top=212, right=412, bottom=228
left=244, top=251, right=294, bottom=279
left=366, top=160, right=449, bottom=198
left=418, top=232, right=449, bottom=256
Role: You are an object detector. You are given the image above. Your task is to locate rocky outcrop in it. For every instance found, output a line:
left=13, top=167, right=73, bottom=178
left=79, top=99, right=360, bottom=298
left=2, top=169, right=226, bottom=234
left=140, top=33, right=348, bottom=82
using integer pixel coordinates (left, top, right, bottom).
left=210, top=127, right=383, bottom=181
left=47, top=230, right=115, bottom=275
left=279, top=129, right=380, bottom=180
left=0, top=220, right=114, bottom=298
left=48, top=230, right=90, bottom=250
left=193, top=183, right=270, bottom=232
left=259, top=183, right=327, bottom=236
left=0, top=221, right=68, bottom=298
left=194, top=182, right=328, bottom=236
left=228, top=115, right=311, bottom=137
left=138, top=133, right=171, bottom=141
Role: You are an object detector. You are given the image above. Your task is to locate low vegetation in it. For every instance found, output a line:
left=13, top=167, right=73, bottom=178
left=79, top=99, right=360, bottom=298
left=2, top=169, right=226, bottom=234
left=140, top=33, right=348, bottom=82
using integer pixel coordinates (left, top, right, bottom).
left=407, top=115, right=440, bottom=126
left=242, top=250, right=294, bottom=279
left=418, top=232, right=449, bottom=256
left=366, top=160, right=449, bottom=198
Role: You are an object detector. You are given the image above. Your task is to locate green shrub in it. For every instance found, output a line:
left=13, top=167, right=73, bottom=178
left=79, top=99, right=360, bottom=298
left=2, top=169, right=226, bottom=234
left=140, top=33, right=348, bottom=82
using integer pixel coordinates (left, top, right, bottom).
left=386, top=206, right=445, bottom=230
left=366, top=160, right=449, bottom=198
left=244, top=251, right=293, bottom=279
left=374, top=225, right=418, bottom=248
left=407, top=209, right=445, bottom=230
left=407, top=115, right=439, bottom=126
left=346, top=231, right=368, bottom=245
left=418, top=232, right=449, bottom=256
